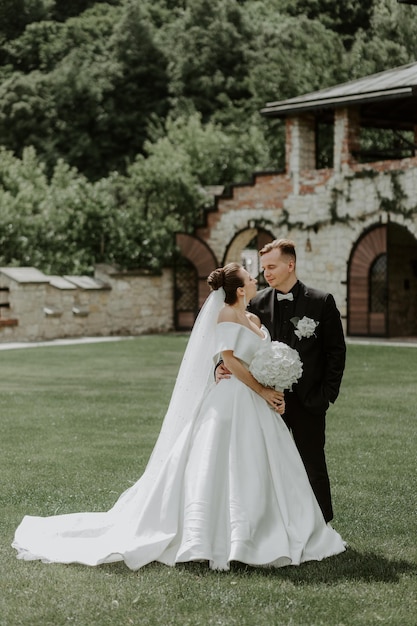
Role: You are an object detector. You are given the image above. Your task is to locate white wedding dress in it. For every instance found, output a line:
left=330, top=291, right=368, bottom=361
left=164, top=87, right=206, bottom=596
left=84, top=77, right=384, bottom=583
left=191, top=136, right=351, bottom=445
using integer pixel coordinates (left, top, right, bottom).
left=13, top=321, right=345, bottom=571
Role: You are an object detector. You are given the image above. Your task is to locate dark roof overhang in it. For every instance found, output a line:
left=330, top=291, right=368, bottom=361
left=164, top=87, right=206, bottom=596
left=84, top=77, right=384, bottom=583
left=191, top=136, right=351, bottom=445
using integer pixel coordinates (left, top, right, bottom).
left=261, top=87, right=414, bottom=117
left=260, top=63, right=417, bottom=130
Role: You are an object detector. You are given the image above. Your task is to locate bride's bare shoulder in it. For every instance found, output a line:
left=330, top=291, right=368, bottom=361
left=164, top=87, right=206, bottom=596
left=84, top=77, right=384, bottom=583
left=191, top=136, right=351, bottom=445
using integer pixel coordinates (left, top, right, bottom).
left=247, top=312, right=261, bottom=327
left=217, top=306, right=237, bottom=323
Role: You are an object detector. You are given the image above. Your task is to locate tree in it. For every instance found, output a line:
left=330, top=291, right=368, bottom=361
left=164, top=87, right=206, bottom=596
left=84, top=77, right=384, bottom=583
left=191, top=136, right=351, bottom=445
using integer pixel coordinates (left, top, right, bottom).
left=278, top=0, right=374, bottom=49
left=2, top=3, right=119, bottom=72
left=50, top=0, right=120, bottom=22
left=244, top=10, right=346, bottom=170
left=346, top=0, right=417, bottom=79
left=0, top=0, right=52, bottom=43
left=246, top=11, right=346, bottom=106
left=166, top=0, right=253, bottom=123
left=0, top=3, right=171, bottom=180
left=101, top=2, right=171, bottom=175
left=0, top=71, right=58, bottom=170
left=146, top=113, right=270, bottom=187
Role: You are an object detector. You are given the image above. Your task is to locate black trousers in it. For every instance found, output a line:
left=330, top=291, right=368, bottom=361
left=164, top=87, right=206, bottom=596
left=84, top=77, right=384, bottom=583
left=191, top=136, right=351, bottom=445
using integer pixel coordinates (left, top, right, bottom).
left=283, top=392, right=334, bottom=523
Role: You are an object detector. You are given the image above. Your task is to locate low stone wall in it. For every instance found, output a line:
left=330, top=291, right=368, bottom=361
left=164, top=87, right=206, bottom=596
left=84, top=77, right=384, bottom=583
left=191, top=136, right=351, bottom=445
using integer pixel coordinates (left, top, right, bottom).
left=0, top=265, right=174, bottom=343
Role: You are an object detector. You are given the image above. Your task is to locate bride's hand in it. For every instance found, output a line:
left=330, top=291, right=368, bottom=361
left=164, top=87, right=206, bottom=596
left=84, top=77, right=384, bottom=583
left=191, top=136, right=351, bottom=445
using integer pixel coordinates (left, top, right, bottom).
left=215, top=362, right=232, bottom=383
left=262, top=388, right=285, bottom=414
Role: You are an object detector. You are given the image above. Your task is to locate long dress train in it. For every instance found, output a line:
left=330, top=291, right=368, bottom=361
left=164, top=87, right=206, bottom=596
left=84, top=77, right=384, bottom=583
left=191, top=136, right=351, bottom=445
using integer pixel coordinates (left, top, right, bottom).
left=12, top=322, right=345, bottom=571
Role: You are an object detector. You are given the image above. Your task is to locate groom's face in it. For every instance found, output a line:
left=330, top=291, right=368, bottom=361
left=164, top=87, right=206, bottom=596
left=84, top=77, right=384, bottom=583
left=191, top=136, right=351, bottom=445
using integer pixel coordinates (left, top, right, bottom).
left=261, top=249, right=296, bottom=292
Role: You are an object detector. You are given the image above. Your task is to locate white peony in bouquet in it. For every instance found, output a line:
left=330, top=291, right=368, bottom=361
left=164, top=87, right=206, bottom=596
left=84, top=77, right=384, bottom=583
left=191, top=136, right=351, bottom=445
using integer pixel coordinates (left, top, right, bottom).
left=249, top=341, right=303, bottom=391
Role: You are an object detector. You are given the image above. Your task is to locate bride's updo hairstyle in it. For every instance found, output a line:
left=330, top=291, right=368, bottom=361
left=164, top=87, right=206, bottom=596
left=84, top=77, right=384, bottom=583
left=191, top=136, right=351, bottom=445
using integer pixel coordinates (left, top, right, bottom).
left=207, top=263, right=244, bottom=305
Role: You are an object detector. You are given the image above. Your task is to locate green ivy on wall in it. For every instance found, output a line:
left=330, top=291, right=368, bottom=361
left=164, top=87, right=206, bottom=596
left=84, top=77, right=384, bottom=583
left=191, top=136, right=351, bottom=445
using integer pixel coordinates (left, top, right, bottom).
left=275, top=168, right=417, bottom=234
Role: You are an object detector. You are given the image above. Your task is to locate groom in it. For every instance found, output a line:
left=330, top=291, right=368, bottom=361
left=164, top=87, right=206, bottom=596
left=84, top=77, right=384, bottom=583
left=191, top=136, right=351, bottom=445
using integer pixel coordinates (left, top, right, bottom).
left=248, top=239, right=346, bottom=522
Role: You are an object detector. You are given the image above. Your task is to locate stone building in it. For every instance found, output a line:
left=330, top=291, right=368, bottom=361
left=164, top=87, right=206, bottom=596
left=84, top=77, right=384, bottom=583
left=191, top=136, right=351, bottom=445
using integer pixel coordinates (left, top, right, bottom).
left=175, top=62, right=417, bottom=338
left=1, top=62, right=417, bottom=343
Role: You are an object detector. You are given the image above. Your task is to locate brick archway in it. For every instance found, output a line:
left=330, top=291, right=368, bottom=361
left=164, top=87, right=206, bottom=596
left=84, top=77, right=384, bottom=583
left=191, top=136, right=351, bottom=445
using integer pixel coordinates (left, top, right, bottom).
left=348, top=225, right=387, bottom=336
left=348, top=223, right=417, bottom=337
left=223, top=227, right=274, bottom=286
left=175, top=233, right=218, bottom=330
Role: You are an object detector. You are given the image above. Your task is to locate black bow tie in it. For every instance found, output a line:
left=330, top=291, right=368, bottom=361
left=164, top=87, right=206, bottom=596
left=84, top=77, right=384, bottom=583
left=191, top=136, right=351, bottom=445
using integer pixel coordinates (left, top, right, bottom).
left=277, top=292, right=294, bottom=301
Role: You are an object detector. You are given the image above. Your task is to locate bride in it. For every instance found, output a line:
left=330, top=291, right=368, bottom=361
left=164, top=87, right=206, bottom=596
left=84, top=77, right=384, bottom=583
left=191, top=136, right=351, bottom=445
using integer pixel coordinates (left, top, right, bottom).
left=13, top=263, right=346, bottom=571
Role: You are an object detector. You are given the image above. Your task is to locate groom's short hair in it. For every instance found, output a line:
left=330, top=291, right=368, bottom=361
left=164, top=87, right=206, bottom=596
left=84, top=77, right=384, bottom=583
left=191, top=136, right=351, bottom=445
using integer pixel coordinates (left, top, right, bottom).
left=260, top=239, right=296, bottom=261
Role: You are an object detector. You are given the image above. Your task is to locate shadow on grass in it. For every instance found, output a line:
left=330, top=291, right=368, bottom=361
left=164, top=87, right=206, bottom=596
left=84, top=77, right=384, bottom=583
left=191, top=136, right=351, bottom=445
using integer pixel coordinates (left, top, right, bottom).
left=62, top=547, right=416, bottom=586
left=227, top=548, right=417, bottom=585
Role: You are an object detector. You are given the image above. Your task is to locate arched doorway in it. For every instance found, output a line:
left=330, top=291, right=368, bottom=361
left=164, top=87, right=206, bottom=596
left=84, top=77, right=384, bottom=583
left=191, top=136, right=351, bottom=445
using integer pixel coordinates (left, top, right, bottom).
left=174, top=233, right=218, bottom=330
left=348, top=223, right=417, bottom=337
left=223, top=227, right=274, bottom=287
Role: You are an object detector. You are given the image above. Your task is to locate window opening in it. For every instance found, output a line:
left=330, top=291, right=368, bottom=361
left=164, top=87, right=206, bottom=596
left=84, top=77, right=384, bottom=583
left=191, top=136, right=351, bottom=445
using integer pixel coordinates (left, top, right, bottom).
left=369, top=253, right=387, bottom=313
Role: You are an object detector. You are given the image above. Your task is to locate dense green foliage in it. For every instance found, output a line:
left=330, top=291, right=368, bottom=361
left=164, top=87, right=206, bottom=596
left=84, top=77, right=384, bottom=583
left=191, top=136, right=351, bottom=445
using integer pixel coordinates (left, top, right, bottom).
left=1, top=0, right=417, bottom=273
left=1, top=339, right=416, bottom=625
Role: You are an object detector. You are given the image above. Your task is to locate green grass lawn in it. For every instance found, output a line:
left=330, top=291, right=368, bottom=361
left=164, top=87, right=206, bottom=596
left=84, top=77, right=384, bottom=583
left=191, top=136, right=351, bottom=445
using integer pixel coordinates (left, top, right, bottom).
left=1, top=336, right=416, bottom=626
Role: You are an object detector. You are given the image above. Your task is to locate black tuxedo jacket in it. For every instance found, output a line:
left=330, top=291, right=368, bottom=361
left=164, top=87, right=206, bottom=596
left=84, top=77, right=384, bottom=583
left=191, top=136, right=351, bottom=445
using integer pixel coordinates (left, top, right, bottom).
left=247, top=282, right=346, bottom=415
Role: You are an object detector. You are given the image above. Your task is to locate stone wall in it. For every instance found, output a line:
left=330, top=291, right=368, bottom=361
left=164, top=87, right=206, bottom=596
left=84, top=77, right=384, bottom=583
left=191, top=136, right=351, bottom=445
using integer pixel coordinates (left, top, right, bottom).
left=0, top=265, right=174, bottom=343
left=196, top=160, right=417, bottom=328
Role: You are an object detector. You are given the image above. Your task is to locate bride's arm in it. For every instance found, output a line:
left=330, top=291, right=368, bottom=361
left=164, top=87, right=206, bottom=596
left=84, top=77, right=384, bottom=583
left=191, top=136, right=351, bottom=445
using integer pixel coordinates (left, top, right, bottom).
left=222, top=349, right=285, bottom=414
left=215, top=309, right=262, bottom=383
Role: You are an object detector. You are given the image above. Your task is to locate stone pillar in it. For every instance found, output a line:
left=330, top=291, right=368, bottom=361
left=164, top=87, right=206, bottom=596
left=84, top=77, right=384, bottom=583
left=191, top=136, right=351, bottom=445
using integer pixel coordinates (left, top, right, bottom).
left=334, top=107, right=360, bottom=172
left=285, top=114, right=316, bottom=194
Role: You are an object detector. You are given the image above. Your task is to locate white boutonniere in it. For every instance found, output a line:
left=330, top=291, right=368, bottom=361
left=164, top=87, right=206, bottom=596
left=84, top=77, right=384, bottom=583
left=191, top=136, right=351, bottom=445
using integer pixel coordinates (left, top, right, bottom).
left=290, top=316, right=319, bottom=340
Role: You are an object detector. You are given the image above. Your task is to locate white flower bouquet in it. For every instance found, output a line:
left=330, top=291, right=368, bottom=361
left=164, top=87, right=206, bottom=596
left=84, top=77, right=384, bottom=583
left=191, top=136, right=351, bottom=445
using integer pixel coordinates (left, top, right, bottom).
left=249, top=341, right=303, bottom=391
